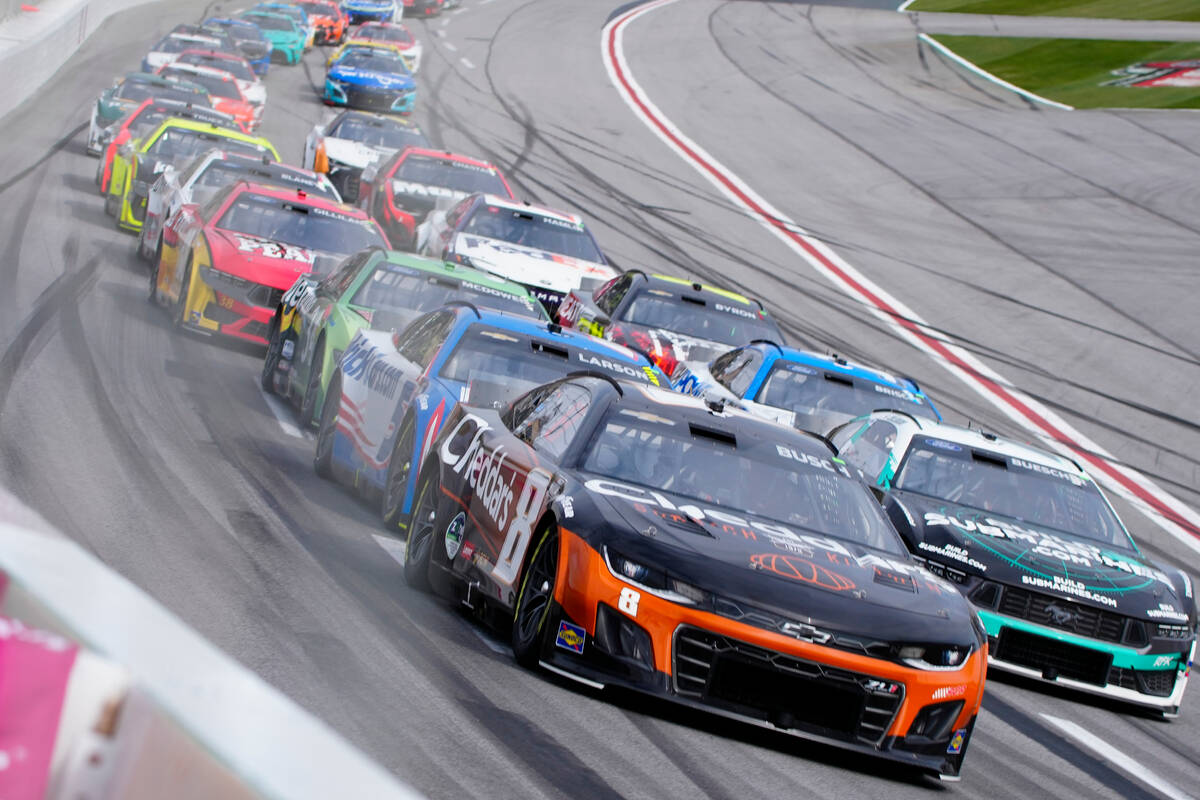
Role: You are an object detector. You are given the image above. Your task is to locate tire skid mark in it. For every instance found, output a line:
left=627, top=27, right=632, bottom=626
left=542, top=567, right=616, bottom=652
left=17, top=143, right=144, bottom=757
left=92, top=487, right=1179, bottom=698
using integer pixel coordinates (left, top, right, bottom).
left=0, top=122, right=87, bottom=195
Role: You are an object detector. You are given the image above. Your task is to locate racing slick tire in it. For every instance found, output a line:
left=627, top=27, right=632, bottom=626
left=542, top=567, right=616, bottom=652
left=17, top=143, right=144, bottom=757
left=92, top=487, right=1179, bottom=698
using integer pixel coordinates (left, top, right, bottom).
left=104, top=190, right=119, bottom=218
left=298, top=337, right=325, bottom=426
left=172, top=257, right=193, bottom=327
left=511, top=524, right=559, bottom=668
left=148, top=256, right=162, bottom=304
left=261, top=316, right=284, bottom=393
left=402, top=470, right=439, bottom=590
left=380, top=414, right=416, bottom=530
left=314, top=373, right=341, bottom=479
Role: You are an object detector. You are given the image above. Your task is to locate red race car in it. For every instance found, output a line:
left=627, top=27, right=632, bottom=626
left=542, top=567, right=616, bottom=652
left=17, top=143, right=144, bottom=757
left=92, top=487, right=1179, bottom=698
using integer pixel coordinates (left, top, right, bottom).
left=94, top=98, right=238, bottom=194
left=151, top=180, right=389, bottom=344
left=356, top=146, right=512, bottom=250
left=156, top=62, right=261, bottom=131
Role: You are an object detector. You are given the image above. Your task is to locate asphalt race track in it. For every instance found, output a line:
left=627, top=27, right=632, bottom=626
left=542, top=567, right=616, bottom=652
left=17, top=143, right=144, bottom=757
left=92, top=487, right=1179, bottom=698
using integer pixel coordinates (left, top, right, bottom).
left=2, top=0, right=1198, bottom=797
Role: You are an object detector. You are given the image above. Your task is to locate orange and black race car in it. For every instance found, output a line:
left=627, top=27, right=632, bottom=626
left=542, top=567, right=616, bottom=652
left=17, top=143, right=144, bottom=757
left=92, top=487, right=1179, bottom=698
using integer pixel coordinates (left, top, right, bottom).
left=400, top=375, right=988, bottom=780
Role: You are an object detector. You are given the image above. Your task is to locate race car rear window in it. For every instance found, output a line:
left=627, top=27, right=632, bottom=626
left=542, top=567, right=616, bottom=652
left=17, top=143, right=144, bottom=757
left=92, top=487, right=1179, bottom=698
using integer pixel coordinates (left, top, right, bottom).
left=330, top=116, right=427, bottom=150
left=161, top=68, right=240, bottom=100
left=192, top=161, right=335, bottom=205
left=359, top=25, right=413, bottom=44
left=350, top=268, right=539, bottom=319
left=217, top=194, right=385, bottom=255
left=620, top=292, right=777, bottom=346
left=178, top=54, right=254, bottom=82
left=460, top=205, right=603, bottom=263
left=582, top=414, right=902, bottom=553
left=894, top=442, right=1131, bottom=548
left=394, top=155, right=508, bottom=196
left=243, top=14, right=295, bottom=32
left=756, top=364, right=937, bottom=425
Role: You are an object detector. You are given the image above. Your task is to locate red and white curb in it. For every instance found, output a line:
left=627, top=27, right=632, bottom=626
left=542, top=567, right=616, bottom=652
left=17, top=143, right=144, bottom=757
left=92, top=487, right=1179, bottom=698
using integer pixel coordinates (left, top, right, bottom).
left=602, top=0, right=1200, bottom=556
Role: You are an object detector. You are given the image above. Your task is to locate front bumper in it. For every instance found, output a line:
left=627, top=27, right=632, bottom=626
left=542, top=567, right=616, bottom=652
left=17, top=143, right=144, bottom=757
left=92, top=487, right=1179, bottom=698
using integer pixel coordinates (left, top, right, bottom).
left=979, top=610, right=1193, bottom=714
left=327, top=80, right=415, bottom=113
left=344, top=6, right=396, bottom=24
left=181, top=267, right=285, bottom=344
left=438, top=527, right=987, bottom=779
left=270, top=41, right=305, bottom=64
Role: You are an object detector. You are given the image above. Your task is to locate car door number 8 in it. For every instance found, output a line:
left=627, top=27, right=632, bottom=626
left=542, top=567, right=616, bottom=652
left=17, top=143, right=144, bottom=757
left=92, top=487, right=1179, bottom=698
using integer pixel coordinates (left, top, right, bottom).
left=493, top=468, right=552, bottom=587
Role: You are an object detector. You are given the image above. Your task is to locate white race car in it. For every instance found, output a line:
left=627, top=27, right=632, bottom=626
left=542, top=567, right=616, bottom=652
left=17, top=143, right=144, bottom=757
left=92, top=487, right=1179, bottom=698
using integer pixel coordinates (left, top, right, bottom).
left=416, top=194, right=616, bottom=314
left=137, top=150, right=339, bottom=262
left=141, top=32, right=224, bottom=73
left=303, top=110, right=428, bottom=202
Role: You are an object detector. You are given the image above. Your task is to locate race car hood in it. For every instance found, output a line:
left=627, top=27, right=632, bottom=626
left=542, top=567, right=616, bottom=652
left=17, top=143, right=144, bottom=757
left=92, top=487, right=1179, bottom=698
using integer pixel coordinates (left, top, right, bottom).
left=328, top=64, right=414, bottom=90
left=578, top=478, right=980, bottom=646
left=452, top=234, right=615, bottom=294
left=208, top=228, right=343, bottom=289
left=240, top=80, right=267, bottom=106
left=325, top=136, right=392, bottom=169
left=886, top=490, right=1190, bottom=622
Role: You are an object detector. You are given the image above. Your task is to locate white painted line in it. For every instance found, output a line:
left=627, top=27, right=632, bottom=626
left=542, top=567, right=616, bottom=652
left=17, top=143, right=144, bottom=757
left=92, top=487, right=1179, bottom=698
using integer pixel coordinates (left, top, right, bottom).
left=919, top=33, right=1074, bottom=110
left=255, top=378, right=304, bottom=439
left=1040, top=714, right=1195, bottom=800
left=439, top=17, right=451, bottom=27
left=602, top=1, right=1200, bottom=555
left=479, top=0, right=495, bottom=4
left=443, top=41, right=457, bottom=52
left=896, top=0, right=917, bottom=10
left=460, top=57, right=475, bottom=69
left=435, top=28, right=446, bottom=37
left=470, top=626, right=510, bottom=655
left=372, top=533, right=408, bottom=566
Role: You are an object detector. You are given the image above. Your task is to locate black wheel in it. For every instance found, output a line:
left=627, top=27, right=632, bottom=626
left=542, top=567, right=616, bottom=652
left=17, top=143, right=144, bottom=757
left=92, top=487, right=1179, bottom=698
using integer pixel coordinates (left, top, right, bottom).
left=403, top=471, right=439, bottom=590
left=104, top=190, right=119, bottom=217
left=261, top=315, right=284, bottom=393
left=172, top=257, right=193, bottom=327
left=511, top=526, right=559, bottom=668
left=380, top=415, right=416, bottom=530
left=298, top=337, right=324, bottom=426
left=313, top=373, right=340, bottom=479
left=148, top=255, right=162, bottom=304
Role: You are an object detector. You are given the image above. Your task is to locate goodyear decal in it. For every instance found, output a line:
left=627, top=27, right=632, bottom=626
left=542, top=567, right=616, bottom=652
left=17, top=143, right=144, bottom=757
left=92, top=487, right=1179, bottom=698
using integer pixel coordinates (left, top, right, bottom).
left=555, top=621, right=586, bottom=654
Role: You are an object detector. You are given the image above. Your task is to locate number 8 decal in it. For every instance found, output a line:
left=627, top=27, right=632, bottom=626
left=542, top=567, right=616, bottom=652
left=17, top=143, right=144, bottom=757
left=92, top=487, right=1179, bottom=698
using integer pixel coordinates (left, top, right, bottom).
left=492, top=468, right=552, bottom=586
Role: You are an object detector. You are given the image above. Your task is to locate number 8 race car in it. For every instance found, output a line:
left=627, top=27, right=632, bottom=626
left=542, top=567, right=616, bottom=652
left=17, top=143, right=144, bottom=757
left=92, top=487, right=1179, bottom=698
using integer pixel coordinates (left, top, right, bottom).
left=401, top=376, right=988, bottom=779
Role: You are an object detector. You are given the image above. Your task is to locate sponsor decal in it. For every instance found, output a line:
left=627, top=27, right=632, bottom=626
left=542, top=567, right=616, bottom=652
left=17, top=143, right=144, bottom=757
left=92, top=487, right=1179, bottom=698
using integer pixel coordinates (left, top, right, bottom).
left=925, top=438, right=962, bottom=452
left=1021, top=574, right=1118, bottom=608
left=917, top=541, right=987, bottom=572
left=461, top=541, right=475, bottom=561
left=233, top=234, right=315, bottom=264
left=775, top=445, right=853, bottom=477
left=1154, top=654, right=1177, bottom=668
left=1106, top=61, right=1200, bottom=88
left=932, top=684, right=967, bottom=701
left=555, top=621, right=586, bottom=654
left=873, top=383, right=916, bottom=402
left=392, top=180, right=467, bottom=200
left=1147, top=603, right=1188, bottom=622
left=341, top=337, right=404, bottom=399
left=947, top=729, right=967, bottom=754
left=873, top=565, right=916, bottom=592
left=575, top=352, right=657, bottom=384
left=749, top=553, right=856, bottom=592
left=1009, top=457, right=1084, bottom=487
left=557, top=495, right=574, bottom=519
left=713, top=302, right=756, bottom=319
left=779, top=621, right=832, bottom=644
left=783, top=363, right=817, bottom=375
left=864, top=678, right=901, bottom=695
left=444, top=512, right=465, bottom=559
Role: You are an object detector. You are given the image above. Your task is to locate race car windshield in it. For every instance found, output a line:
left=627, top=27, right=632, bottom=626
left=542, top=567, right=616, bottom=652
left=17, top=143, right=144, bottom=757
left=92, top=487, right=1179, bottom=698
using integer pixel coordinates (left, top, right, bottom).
left=154, top=36, right=217, bottom=54
left=582, top=415, right=902, bottom=553
left=330, top=117, right=426, bottom=149
left=358, top=25, right=412, bottom=44
left=439, top=328, right=631, bottom=406
left=352, top=270, right=539, bottom=321
left=620, top=294, right=776, bottom=346
left=461, top=206, right=603, bottom=263
left=244, top=15, right=295, bottom=32
left=337, top=51, right=408, bottom=74
left=146, top=129, right=263, bottom=161
left=192, top=162, right=336, bottom=205
left=217, top=195, right=385, bottom=255
left=161, top=69, right=241, bottom=100
left=211, top=23, right=262, bottom=43
left=756, top=366, right=937, bottom=426
left=894, top=444, right=1131, bottom=548
left=178, top=55, right=254, bottom=82
left=394, top=155, right=508, bottom=195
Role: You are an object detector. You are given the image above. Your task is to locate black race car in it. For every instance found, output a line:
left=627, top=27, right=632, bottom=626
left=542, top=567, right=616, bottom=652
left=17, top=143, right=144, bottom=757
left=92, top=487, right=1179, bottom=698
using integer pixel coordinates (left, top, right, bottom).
left=557, top=270, right=784, bottom=375
left=400, top=375, right=988, bottom=779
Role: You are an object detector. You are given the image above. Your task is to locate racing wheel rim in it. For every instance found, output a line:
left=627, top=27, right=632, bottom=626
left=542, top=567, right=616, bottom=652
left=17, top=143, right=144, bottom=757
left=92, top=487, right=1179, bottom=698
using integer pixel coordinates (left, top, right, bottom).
left=513, top=528, right=558, bottom=652
left=381, top=416, right=415, bottom=528
left=403, top=473, right=438, bottom=589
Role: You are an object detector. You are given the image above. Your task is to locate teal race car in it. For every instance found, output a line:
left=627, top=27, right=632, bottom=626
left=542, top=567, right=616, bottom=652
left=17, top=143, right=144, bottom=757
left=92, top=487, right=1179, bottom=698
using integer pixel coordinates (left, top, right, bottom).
left=261, top=248, right=548, bottom=426
left=239, top=10, right=307, bottom=65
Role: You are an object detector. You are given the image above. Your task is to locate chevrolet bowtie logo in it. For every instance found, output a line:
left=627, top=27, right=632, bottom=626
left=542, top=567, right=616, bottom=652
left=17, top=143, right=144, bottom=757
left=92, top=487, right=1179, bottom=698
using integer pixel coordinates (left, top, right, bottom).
left=780, top=622, right=832, bottom=644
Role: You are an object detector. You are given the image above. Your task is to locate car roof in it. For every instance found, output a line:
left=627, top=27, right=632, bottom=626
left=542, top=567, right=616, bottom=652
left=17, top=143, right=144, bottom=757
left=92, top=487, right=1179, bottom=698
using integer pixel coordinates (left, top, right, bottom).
left=892, top=417, right=1084, bottom=476
left=477, top=194, right=583, bottom=225
left=764, top=344, right=923, bottom=394
left=144, top=118, right=274, bottom=152
left=161, top=63, right=238, bottom=81
left=641, top=273, right=760, bottom=307
left=229, top=180, right=365, bottom=214
left=453, top=307, right=651, bottom=364
left=379, top=251, right=539, bottom=298
left=397, top=146, right=497, bottom=169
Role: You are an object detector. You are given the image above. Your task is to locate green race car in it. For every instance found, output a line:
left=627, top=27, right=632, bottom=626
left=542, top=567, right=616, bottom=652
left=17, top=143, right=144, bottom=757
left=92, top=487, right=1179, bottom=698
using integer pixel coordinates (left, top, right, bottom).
left=105, top=117, right=279, bottom=232
left=86, top=72, right=209, bottom=155
left=239, top=11, right=307, bottom=65
left=261, top=248, right=548, bottom=426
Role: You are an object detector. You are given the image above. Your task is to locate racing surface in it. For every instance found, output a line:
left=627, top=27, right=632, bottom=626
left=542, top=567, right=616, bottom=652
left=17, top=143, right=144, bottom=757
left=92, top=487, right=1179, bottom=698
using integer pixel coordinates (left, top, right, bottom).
left=1, top=0, right=1198, bottom=797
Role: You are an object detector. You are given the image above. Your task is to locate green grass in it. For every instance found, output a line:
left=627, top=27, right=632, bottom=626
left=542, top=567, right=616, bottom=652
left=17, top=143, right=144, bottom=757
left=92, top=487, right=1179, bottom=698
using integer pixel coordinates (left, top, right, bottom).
left=932, top=35, right=1200, bottom=108
left=905, top=0, right=1200, bottom=22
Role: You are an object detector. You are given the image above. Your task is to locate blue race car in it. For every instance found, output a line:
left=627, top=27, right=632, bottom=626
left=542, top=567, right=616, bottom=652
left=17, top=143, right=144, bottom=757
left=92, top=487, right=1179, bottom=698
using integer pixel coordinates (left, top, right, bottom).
left=324, top=44, right=416, bottom=113
left=341, top=0, right=399, bottom=25
left=314, top=305, right=668, bottom=530
left=671, top=340, right=940, bottom=436
left=202, top=17, right=273, bottom=75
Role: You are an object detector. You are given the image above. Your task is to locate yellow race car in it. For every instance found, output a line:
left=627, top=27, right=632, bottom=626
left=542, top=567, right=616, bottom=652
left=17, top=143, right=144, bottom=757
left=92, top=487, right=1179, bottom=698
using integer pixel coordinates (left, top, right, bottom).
left=105, top=117, right=278, bottom=233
